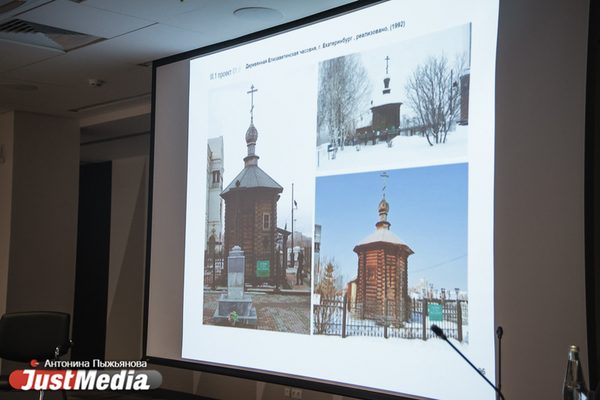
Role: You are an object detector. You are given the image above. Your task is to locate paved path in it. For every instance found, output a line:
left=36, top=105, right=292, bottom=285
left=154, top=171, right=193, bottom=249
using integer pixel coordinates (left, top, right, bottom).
left=203, top=292, right=310, bottom=334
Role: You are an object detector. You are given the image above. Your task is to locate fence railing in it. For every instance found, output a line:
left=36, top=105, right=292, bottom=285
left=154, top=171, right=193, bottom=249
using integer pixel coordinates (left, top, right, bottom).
left=204, top=249, right=225, bottom=287
left=313, top=296, right=468, bottom=342
left=204, top=249, right=284, bottom=288
left=347, top=121, right=460, bottom=147
left=243, top=250, right=280, bottom=287
left=348, top=126, right=427, bottom=147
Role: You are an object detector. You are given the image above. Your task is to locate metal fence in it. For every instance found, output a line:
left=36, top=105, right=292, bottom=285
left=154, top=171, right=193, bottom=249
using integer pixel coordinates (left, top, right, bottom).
left=349, top=126, right=427, bottom=147
left=346, top=122, right=461, bottom=148
left=204, top=249, right=284, bottom=288
left=204, top=249, right=225, bottom=287
left=313, top=296, right=468, bottom=342
left=243, top=250, right=279, bottom=287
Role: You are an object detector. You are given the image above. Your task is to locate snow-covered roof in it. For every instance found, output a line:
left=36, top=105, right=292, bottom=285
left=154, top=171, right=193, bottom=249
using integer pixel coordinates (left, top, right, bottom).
left=355, top=226, right=409, bottom=247
left=370, top=76, right=403, bottom=108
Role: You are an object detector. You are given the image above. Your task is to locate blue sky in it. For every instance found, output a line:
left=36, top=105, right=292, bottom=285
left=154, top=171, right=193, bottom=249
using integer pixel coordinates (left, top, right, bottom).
left=315, top=163, right=468, bottom=291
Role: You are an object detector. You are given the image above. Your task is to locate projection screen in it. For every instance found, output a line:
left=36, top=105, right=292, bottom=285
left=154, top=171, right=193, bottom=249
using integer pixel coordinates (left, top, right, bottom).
left=147, top=1, right=500, bottom=399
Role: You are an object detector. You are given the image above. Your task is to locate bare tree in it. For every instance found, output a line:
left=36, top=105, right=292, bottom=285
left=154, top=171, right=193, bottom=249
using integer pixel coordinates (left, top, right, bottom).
left=405, top=52, right=467, bottom=146
left=317, top=54, right=372, bottom=148
left=313, top=258, right=342, bottom=334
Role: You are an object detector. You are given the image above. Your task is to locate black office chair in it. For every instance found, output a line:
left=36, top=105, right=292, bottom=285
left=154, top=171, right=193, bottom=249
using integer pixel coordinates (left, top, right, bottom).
left=0, top=312, right=72, bottom=400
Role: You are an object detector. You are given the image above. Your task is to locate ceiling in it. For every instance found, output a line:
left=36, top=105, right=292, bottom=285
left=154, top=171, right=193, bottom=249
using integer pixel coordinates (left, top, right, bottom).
left=0, top=0, right=357, bottom=160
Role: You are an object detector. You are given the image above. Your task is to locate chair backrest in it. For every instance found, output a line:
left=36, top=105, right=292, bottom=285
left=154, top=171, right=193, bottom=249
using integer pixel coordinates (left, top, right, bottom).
left=0, top=312, right=71, bottom=363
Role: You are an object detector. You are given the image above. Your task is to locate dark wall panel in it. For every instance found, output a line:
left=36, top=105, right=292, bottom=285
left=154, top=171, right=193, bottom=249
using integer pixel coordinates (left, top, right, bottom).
left=71, top=162, right=111, bottom=363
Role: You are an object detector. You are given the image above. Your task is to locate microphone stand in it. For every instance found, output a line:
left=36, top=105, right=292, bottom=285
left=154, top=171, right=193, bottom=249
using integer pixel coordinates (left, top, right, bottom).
left=431, top=325, right=505, bottom=400
left=496, top=326, right=503, bottom=400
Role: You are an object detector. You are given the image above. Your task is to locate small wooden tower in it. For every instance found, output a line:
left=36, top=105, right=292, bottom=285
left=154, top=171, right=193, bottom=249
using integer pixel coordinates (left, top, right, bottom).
left=221, top=85, right=283, bottom=285
left=370, top=56, right=402, bottom=132
left=353, top=172, right=413, bottom=322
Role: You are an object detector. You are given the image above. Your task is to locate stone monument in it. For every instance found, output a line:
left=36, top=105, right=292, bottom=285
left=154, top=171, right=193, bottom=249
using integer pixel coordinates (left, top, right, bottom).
left=213, top=246, right=257, bottom=326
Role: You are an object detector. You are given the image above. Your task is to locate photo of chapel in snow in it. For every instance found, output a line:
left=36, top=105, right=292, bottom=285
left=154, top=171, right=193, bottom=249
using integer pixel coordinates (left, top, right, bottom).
left=316, top=24, right=471, bottom=172
left=201, top=79, right=316, bottom=334
left=313, top=165, right=468, bottom=341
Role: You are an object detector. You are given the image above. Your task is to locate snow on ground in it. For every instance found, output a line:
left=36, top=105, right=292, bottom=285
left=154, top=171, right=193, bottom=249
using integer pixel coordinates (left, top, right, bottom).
left=316, top=125, right=468, bottom=175
left=308, top=326, right=493, bottom=400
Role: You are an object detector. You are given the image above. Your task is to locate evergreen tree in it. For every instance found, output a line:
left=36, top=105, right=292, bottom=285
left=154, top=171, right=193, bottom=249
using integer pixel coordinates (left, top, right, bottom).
left=314, top=259, right=342, bottom=334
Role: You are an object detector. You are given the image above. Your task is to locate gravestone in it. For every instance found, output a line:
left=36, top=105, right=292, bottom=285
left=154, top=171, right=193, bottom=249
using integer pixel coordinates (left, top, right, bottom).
left=227, top=246, right=245, bottom=299
left=213, top=246, right=257, bottom=327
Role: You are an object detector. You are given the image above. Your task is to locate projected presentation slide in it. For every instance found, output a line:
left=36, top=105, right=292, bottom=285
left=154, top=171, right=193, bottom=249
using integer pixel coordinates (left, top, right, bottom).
left=181, top=1, right=498, bottom=399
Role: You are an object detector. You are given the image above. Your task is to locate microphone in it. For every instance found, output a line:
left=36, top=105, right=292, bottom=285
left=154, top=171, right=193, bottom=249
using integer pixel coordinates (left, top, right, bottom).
left=431, top=324, right=447, bottom=340
left=431, top=324, right=505, bottom=400
left=496, top=326, right=503, bottom=395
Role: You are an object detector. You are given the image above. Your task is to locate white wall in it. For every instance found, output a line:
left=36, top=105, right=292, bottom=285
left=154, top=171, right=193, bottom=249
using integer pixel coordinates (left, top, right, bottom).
left=0, top=111, right=79, bottom=382
left=105, top=155, right=149, bottom=362
left=3, top=111, right=79, bottom=315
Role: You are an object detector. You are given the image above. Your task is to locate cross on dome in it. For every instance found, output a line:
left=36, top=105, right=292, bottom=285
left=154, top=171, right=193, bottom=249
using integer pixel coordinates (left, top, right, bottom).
left=247, top=84, right=258, bottom=123
left=378, top=171, right=390, bottom=226
left=381, top=171, right=389, bottom=199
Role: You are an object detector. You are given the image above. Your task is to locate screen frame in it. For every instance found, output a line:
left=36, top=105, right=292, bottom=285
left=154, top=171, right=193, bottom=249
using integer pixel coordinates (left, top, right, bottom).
left=144, top=0, right=501, bottom=399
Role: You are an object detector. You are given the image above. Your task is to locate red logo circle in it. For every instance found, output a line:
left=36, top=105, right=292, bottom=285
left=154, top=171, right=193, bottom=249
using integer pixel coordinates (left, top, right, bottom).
left=30, top=360, right=38, bottom=368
